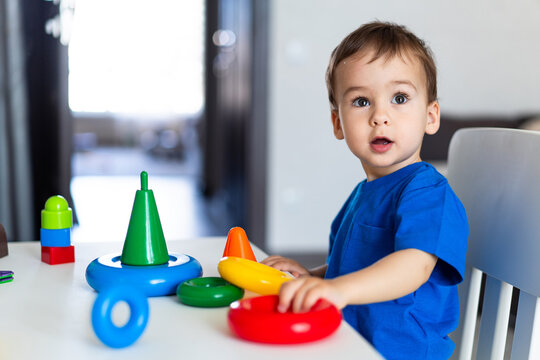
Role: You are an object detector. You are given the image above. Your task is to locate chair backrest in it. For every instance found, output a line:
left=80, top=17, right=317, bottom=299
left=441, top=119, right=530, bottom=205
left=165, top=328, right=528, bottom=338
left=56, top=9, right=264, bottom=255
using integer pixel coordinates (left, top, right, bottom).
left=447, top=128, right=540, bottom=360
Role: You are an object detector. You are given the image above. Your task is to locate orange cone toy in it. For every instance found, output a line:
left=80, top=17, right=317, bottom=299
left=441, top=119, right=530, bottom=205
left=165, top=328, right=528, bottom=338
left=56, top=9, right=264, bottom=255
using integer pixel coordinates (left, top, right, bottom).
left=223, top=227, right=257, bottom=261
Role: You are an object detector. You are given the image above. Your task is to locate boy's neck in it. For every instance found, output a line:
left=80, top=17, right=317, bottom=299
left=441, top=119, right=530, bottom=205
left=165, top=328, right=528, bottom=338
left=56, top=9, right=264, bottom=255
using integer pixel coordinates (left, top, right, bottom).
left=362, top=156, right=423, bottom=182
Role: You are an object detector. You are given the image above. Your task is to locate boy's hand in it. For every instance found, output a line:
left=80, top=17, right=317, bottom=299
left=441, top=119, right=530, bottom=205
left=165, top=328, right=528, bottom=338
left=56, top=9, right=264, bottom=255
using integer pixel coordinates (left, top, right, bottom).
left=261, top=255, right=310, bottom=278
left=277, top=277, right=346, bottom=313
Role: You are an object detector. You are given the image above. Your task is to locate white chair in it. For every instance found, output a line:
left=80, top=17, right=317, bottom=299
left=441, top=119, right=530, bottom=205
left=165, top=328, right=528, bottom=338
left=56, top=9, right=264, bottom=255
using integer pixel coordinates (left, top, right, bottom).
left=447, top=128, right=540, bottom=359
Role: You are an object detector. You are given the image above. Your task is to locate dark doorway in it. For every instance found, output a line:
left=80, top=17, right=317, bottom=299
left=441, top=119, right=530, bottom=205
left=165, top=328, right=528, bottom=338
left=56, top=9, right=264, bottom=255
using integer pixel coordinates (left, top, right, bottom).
left=203, top=0, right=268, bottom=249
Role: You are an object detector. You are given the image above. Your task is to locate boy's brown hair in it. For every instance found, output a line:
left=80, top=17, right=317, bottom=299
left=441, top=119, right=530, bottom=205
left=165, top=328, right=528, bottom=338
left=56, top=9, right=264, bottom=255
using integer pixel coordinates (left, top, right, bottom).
left=325, top=21, right=437, bottom=111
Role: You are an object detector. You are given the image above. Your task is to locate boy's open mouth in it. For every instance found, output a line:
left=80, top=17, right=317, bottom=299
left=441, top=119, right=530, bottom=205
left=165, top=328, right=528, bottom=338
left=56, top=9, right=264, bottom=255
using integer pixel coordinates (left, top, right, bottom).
left=370, top=137, right=393, bottom=153
left=371, top=137, right=393, bottom=145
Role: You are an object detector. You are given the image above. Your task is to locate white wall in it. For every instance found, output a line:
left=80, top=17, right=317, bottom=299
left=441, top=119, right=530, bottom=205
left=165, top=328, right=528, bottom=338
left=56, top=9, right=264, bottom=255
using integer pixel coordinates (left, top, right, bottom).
left=266, top=0, right=540, bottom=253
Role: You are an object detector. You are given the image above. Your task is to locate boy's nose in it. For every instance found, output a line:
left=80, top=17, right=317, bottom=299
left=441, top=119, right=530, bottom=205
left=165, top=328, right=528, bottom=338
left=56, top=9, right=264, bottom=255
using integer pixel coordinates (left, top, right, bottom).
left=372, top=119, right=389, bottom=126
left=370, top=110, right=390, bottom=127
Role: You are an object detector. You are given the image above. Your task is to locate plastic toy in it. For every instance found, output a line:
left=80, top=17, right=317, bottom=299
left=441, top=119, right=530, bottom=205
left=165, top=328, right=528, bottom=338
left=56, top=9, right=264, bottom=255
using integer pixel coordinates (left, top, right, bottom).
left=0, top=223, right=7, bottom=258
left=40, top=228, right=70, bottom=247
left=41, top=195, right=73, bottom=229
left=177, top=277, right=244, bottom=307
left=40, top=195, right=75, bottom=265
left=0, top=270, right=13, bottom=284
left=87, top=253, right=202, bottom=297
left=228, top=295, right=342, bottom=344
left=222, top=227, right=256, bottom=261
left=120, top=171, right=169, bottom=266
left=91, top=285, right=149, bottom=348
left=85, top=171, right=203, bottom=297
left=41, top=245, right=75, bottom=265
left=218, top=256, right=292, bottom=295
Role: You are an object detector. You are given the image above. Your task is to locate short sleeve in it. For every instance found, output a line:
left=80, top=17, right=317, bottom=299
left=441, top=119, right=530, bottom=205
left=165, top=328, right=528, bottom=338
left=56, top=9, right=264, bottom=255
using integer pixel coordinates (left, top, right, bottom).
left=394, top=178, right=469, bottom=285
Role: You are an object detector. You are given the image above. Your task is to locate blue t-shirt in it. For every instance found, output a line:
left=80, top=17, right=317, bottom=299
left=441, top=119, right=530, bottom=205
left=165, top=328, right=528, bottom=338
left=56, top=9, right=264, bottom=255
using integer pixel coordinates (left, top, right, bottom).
left=325, top=162, right=468, bottom=360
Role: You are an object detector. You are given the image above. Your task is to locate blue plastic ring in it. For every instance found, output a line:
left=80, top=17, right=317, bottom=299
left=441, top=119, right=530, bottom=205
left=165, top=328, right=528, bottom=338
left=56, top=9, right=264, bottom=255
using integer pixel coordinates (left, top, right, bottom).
left=91, top=285, right=149, bottom=348
left=86, top=253, right=203, bottom=297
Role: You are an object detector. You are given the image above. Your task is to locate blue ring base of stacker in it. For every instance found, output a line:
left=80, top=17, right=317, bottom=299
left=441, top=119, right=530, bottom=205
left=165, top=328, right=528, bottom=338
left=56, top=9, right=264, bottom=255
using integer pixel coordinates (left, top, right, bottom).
left=91, top=285, right=149, bottom=348
left=40, top=228, right=71, bottom=247
left=85, top=252, right=203, bottom=297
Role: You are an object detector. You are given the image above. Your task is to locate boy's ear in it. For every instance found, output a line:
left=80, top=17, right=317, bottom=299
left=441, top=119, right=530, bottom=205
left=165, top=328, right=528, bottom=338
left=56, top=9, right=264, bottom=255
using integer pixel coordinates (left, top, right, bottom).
left=331, top=110, right=345, bottom=139
left=425, top=101, right=440, bottom=135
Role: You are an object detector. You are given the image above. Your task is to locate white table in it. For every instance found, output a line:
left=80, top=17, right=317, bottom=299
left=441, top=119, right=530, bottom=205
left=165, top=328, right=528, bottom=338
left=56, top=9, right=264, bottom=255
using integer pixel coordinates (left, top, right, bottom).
left=0, top=239, right=382, bottom=359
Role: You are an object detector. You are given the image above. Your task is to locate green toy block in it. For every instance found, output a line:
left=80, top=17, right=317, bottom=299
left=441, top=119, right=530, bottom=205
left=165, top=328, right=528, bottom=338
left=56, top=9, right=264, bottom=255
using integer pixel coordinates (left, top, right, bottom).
left=120, top=171, right=169, bottom=266
left=41, top=195, right=73, bottom=230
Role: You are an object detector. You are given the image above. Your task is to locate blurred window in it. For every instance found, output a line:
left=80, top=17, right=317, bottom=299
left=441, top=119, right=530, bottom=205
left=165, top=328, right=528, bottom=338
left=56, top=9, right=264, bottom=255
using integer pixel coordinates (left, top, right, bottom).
left=68, top=0, right=204, bottom=116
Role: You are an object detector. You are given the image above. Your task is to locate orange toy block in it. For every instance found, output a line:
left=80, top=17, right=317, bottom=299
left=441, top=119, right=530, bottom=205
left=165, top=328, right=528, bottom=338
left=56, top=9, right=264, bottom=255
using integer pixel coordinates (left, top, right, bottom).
left=41, top=245, right=75, bottom=265
left=223, top=227, right=256, bottom=261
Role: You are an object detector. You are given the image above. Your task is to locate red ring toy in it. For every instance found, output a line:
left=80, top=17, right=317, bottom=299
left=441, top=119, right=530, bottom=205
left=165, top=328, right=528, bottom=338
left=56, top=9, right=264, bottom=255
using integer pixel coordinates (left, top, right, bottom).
left=227, top=295, right=342, bottom=344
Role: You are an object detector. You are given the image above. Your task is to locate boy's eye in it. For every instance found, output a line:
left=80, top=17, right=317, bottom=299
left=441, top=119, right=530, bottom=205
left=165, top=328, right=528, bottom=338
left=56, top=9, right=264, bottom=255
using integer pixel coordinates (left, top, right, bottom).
left=352, top=97, right=370, bottom=107
left=392, top=94, right=408, bottom=104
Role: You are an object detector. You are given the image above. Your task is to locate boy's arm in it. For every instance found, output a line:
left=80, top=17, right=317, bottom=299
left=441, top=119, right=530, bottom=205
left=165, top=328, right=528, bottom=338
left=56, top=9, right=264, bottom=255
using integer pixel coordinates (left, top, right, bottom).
left=278, top=248, right=437, bottom=313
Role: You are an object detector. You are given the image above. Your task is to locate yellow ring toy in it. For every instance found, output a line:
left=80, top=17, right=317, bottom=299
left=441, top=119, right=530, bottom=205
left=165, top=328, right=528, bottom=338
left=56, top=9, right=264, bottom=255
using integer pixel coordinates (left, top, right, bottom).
left=218, top=257, right=292, bottom=295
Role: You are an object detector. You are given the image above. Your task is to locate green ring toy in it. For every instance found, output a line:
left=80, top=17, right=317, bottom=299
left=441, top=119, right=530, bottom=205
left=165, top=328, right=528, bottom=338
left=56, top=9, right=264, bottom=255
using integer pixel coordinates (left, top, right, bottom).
left=177, top=277, right=244, bottom=307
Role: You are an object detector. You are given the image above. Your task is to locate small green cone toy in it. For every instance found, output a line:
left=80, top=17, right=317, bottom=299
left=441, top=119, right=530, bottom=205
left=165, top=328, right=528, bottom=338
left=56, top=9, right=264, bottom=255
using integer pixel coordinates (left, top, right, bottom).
left=121, top=171, right=169, bottom=266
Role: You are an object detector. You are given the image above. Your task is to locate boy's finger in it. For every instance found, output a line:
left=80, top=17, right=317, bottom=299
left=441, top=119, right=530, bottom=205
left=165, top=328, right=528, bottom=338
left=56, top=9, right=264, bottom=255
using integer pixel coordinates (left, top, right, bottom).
left=262, top=255, right=285, bottom=263
left=264, top=260, right=284, bottom=270
left=302, top=287, right=323, bottom=312
left=266, top=260, right=300, bottom=275
left=292, top=287, right=307, bottom=313
left=260, top=256, right=278, bottom=265
left=292, top=280, right=319, bottom=313
left=277, top=279, right=304, bottom=313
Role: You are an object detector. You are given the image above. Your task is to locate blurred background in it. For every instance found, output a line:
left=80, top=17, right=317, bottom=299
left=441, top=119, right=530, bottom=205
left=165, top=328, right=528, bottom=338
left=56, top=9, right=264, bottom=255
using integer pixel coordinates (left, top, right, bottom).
left=1, top=0, right=539, bottom=266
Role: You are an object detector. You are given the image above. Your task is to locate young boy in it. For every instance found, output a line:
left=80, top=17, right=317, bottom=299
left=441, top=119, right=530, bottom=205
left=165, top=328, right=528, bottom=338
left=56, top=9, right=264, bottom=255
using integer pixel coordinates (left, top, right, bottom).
left=262, top=22, right=468, bottom=359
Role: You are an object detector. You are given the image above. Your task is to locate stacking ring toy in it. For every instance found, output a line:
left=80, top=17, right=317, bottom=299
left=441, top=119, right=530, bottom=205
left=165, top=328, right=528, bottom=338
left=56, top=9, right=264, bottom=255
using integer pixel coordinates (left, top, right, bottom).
left=218, top=256, right=292, bottom=295
left=91, top=285, right=149, bottom=348
left=86, top=253, right=202, bottom=297
left=228, top=295, right=342, bottom=344
left=177, top=277, right=244, bottom=307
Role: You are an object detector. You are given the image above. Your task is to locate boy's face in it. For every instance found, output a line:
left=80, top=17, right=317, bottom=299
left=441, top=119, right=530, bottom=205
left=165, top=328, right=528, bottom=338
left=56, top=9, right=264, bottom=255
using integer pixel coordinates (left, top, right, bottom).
left=331, top=50, right=440, bottom=181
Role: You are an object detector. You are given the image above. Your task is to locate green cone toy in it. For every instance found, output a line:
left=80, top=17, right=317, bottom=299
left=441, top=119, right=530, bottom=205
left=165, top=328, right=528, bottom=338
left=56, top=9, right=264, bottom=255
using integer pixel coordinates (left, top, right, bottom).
left=121, top=171, right=169, bottom=266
